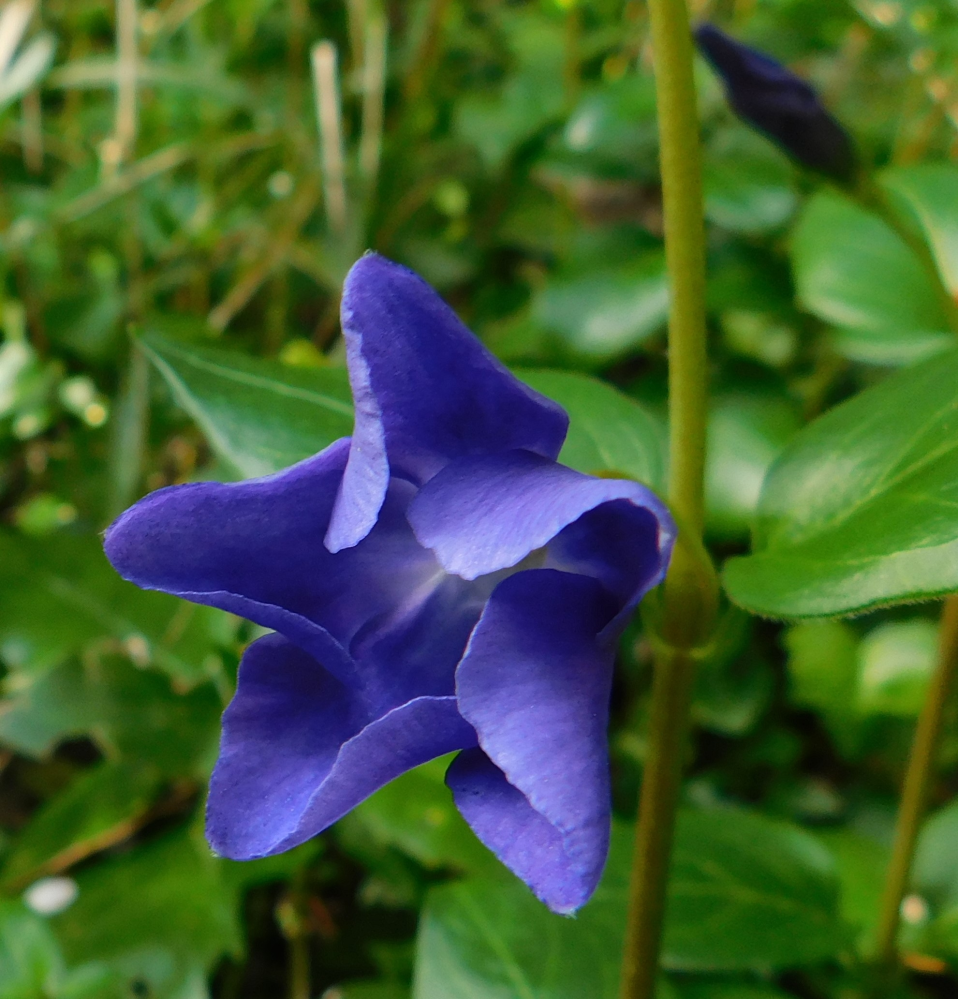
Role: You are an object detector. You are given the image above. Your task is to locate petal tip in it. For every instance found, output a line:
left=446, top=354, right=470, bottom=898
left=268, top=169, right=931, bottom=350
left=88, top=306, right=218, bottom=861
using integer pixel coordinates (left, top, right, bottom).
left=343, top=251, right=414, bottom=301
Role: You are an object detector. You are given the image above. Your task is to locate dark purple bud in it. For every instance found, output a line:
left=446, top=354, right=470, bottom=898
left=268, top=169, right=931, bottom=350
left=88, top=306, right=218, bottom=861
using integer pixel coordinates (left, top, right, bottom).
left=695, top=23, right=858, bottom=184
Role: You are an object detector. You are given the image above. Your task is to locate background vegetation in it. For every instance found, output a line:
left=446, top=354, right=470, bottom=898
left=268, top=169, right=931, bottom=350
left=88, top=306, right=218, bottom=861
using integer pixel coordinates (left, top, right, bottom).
left=1, top=0, right=958, bottom=997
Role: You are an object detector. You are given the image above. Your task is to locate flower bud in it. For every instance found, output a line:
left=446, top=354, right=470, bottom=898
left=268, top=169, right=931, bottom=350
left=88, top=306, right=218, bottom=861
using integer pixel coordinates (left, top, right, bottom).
left=695, top=23, right=858, bottom=184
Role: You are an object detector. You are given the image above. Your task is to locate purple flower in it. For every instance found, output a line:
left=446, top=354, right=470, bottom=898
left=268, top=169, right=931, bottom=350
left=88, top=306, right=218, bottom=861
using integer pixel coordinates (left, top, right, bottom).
left=104, top=254, right=675, bottom=914
left=695, top=23, right=857, bottom=184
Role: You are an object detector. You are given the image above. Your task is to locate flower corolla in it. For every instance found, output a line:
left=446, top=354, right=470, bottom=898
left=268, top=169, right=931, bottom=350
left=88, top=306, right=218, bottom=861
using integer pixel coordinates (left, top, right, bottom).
left=104, top=254, right=675, bottom=913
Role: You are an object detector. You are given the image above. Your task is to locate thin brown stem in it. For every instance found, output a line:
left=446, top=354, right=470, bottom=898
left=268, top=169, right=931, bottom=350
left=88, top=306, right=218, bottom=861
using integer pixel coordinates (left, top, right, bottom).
left=872, top=596, right=958, bottom=975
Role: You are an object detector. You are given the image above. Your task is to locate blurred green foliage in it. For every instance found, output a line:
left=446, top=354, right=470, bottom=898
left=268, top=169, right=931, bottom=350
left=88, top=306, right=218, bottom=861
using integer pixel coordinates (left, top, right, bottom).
left=1, top=0, right=958, bottom=996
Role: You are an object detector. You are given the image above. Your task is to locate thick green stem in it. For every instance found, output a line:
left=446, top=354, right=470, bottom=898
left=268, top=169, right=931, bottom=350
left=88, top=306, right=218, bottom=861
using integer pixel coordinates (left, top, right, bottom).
left=872, top=596, right=958, bottom=977
left=653, top=9, right=708, bottom=542
left=620, top=648, right=697, bottom=999
left=619, top=1, right=711, bottom=997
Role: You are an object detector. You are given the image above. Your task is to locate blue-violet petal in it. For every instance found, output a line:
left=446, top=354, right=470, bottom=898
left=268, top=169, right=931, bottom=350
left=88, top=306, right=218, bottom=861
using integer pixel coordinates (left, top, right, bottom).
left=449, top=569, right=616, bottom=914
left=326, top=254, right=570, bottom=552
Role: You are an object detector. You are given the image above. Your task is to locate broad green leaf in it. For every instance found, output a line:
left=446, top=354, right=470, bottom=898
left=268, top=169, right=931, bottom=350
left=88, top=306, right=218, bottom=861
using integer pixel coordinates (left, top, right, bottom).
left=704, top=132, right=797, bottom=236
left=332, top=985, right=409, bottom=999
left=532, top=254, right=669, bottom=361
left=519, top=369, right=666, bottom=490
left=784, top=621, right=861, bottom=755
left=901, top=800, right=958, bottom=957
left=672, top=983, right=791, bottom=999
left=815, top=829, right=888, bottom=953
left=0, top=762, right=162, bottom=890
left=723, top=349, right=958, bottom=618
left=694, top=613, right=772, bottom=737
left=882, top=163, right=958, bottom=295
left=343, top=758, right=497, bottom=875
left=857, top=619, right=938, bottom=717
left=0, top=901, right=63, bottom=999
left=413, top=810, right=843, bottom=996
left=53, top=830, right=240, bottom=998
left=706, top=388, right=802, bottom=539
left=0, top=657, right=220, bottom=776
left=0, top=530, right=229, bottom=685
left=551, top=75, right=660, bottom=180
left=913, top=800, right=958, bottom=915
left=791, top=191, right=952, bottom=365
left=413, top=864, right=627, bottom=999
left=141, top=329, right=353, bottom=478
left=663, top=810, right=842, bottom=970
left=0, top=901, right=116, bottom=999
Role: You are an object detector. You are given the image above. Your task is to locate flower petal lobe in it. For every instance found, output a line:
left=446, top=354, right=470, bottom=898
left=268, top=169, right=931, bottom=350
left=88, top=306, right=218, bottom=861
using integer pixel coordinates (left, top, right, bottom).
left=450, top=569, right=616, bottom=913
left=207, top=633, right=477, bottom=859
left=326, top=254, right=569, bottom=551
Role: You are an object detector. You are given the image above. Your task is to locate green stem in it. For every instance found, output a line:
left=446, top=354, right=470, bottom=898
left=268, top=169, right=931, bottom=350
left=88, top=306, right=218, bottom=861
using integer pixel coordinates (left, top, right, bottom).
left=620, top=1, right=713, bottom=996
left=655, top=13, right=709, bottom=542
left=871, top=595, right=958, bottom=978
left=620, top=647, right=698, bottom=999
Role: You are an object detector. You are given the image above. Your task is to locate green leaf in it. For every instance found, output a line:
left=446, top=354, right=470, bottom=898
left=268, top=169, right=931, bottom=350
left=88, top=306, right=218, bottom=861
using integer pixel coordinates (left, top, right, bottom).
left=0, top=530, right=229, bottom=685
left=704, top=132, right=797, bottom=236
left=705, top=388, right=801, bottom=539
left=53, top=830, right=240, bottom=998
left=413, top=810, right=843, bottom=996
left=333, top=985, right=409, bottom=999
left=663, top=810, right=842, bottom=970
left=791, top=191, right=953, bottom=365
left=141, top=329, right=353, bottom=478
left=551, top=76, right=660, bottom=180
left=0, top=762, right=162, bottom=890
left=901, top=800, right=958, bottom=957
left=413, top=870, right=626, bottom=999
left=142, top=330, right=668, bottom=498
left=913, top=800, right=958, bottom=915
left=857, top=619, right=938, bottom=717
left=519, top=369, right=666, bottom=490
left=881, top=163, right=958, bottom=296
left=0, top=657, right=221, bottom=776
left=672, top=983, right=792, bottom=999
left=0, top=901, right=63, bottom=999
left=343, top=758, right=497, bottom=876
left=532, top=254, right=669, bottom=361
left=784, top=621, right=861, bottom=754
left=694, top=612, right=771, bottom=737
left=815, top=829, right=888, bottom=953
left=723, top=349, right=958, bottom=618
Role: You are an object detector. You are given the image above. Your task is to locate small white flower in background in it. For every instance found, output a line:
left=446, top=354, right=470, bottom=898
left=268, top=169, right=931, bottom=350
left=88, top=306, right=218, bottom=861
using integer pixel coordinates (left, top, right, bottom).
left=23, top=876, right=79, bottom=915
left=900, top=893, right=931, bottom=926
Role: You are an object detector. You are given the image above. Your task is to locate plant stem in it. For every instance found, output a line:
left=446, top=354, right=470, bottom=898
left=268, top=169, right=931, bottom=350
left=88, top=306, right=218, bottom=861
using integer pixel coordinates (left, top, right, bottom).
left=872, top=595, right=958, bottom=975
left=620, top=0, right=711, bottom=996
left=653, top=7, right=708, bottom=541
left=620, top=647, right=698, bottom=999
